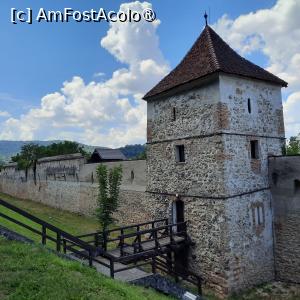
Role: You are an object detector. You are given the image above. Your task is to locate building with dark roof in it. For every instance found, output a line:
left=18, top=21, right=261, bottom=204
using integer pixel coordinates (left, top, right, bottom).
left=89, top=148, right=126, bottom=163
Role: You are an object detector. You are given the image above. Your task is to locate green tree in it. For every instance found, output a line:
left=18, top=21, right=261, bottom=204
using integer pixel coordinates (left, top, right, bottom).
left=12, top=143, right=41, bottom=181
left=11, top=141, right=90, bottom=182
left=96, top=164, right=122, bottom=231
left=39, top=141, right=88, bottom=157
left=286, top=136, right=300, bottom=155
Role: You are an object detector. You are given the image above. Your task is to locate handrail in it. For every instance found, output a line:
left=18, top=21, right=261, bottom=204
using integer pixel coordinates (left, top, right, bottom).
left=0, top=199, right=95, bottom=250
left=119, top=221, right=187, bottom=239
left=104, top=218, right=168, bottom=234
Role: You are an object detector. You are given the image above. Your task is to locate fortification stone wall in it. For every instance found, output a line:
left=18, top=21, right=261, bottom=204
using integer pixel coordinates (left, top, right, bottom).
left=0, top=156, right=148, bottom=225
left=269, top=156, right=300, bottom=284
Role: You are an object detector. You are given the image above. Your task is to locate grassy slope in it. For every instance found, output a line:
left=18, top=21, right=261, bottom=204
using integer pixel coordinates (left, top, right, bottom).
left=1, top=192, right=299, bottom=300
left=0, top=192, right=134, bottom=250
left=0, top=192, right=100, bottom=248
left=0, top=237, right=170, bottom=300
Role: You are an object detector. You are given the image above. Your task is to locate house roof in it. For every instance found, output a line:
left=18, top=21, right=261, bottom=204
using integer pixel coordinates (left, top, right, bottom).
left=144, top=25, right=287, bottom=100
left=93, top=148, right=126, bottom=161
left=38, top=153, right=84, bottom=164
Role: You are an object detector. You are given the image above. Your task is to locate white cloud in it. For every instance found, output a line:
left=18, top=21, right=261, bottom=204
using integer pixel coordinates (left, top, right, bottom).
left=213, top=0, right=300, bottom=137
left=0, top=1, right=169, bottom=147
left=93, top=72, right=105, bottom=78
left=0, top=111, right=10, bottom=118
left=283, top=92, right=300, bottom=137
left=101, top=2, right=163, bottom=65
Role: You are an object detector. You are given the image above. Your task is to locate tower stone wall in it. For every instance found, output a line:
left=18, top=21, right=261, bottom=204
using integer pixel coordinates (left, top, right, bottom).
left=146, top=73, right=285, bottom=295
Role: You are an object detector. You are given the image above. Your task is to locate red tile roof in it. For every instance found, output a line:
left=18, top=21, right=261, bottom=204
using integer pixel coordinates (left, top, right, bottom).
left=144, top=26, right=287, bottom=100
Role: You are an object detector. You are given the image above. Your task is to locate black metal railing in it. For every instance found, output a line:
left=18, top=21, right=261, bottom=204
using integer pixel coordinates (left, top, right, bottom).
left=0, top=198, right=99, bottom=267
left=0, top=198, right=202, bottom=295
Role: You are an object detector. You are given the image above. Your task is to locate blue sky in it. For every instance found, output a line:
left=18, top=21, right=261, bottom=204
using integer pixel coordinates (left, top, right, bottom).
left=0, top=0, right=299, bottom=146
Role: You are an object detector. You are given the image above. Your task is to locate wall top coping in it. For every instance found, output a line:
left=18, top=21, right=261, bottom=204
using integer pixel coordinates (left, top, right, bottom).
left=2, top=162, right=18, bottom=168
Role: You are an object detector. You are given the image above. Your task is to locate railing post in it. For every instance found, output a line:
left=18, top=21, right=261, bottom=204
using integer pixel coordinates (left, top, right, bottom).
left=170, top=224, right=174, bottom=243
left=42, top=225, right=46, bottom=245
left=167, top=252, right=172, bottom=273
left=154, top=230, right=159, bottom=249
left=165, top=219, right=169, bottom=235
left=110, top=259, right=114, bottom=278
left=137, top=232, right=142, bottom=252
left=120, top=229, right=124, bottom=256
left=183, top=221, right=187, bottom=240
left=95, top=233, right=99, bottom=247
left=151, top=257, right=156, bottom=274
left=63, top=239, right=67, bottom=254
left=89, top=249, right=93, bottom=267
left=198, top=278, right=202, bottom=296
left=102, top=231, right=107, bottom=251
left=56, top=233, right=61, bottom=252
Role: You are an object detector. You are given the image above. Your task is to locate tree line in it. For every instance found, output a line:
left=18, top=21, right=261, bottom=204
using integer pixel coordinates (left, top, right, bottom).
left=8, top=141, right=88, bottom=180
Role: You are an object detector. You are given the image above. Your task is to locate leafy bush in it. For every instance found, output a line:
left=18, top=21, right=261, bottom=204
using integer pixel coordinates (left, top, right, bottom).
left=286, top=136, right=300, bottom=155
left=96, top=164, right=122, bottom=231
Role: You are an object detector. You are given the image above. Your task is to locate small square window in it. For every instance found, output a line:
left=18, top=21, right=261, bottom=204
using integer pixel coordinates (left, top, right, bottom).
left=175, top=145, right=185, bottom=162
left=250, top=140, right=259, bottom=159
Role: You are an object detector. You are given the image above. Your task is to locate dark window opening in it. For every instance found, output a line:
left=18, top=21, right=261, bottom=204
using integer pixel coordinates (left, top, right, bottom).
left=248, top=98, right=252, bottom=114
left=294, top=179, right=300, bottom=194
left=172, top=200, right=185, bottom=231
left=252, top=204, right=264, bottom=227
left=256, top=207, right=263, bottom=225
left=175, top=145, right=185, bottom=162
left=250, top=140, right=259, bottom=159
left=272, top=172, right=279, bottom=186
left=172, top=107, right=176, bottom=121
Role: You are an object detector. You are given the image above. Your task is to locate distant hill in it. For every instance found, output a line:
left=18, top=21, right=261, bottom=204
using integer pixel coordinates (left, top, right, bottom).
left=119, top=144, right=146, bottom=159
left=0, top=140, right=145, bottom=163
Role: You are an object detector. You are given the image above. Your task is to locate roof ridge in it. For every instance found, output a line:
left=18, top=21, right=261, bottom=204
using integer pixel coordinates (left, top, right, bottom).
left=205, top=26, right=221, bottom=70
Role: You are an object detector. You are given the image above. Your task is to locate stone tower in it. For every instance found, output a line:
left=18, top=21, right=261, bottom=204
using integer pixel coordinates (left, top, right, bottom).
left=143, top=25, right=287, bottom=295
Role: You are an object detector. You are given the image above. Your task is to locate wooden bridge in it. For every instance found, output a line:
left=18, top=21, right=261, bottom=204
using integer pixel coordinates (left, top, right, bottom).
left=0, top=199, right=202, bottom=295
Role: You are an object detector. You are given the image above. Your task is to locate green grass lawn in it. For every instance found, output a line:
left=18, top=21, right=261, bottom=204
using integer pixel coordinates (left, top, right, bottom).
left=0, top=237, right=170, bottom=300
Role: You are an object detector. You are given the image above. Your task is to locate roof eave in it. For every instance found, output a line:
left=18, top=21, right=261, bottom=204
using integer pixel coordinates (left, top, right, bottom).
left=144, top=70, right=288, bottom=101
left=143, top=72, right=220, bottom=101
left=218, top=71, right=288, bottom=88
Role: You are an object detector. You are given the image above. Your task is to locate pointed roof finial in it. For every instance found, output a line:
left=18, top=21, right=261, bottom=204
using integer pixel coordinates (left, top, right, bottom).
left=204, top=11, right=208, bottom=26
